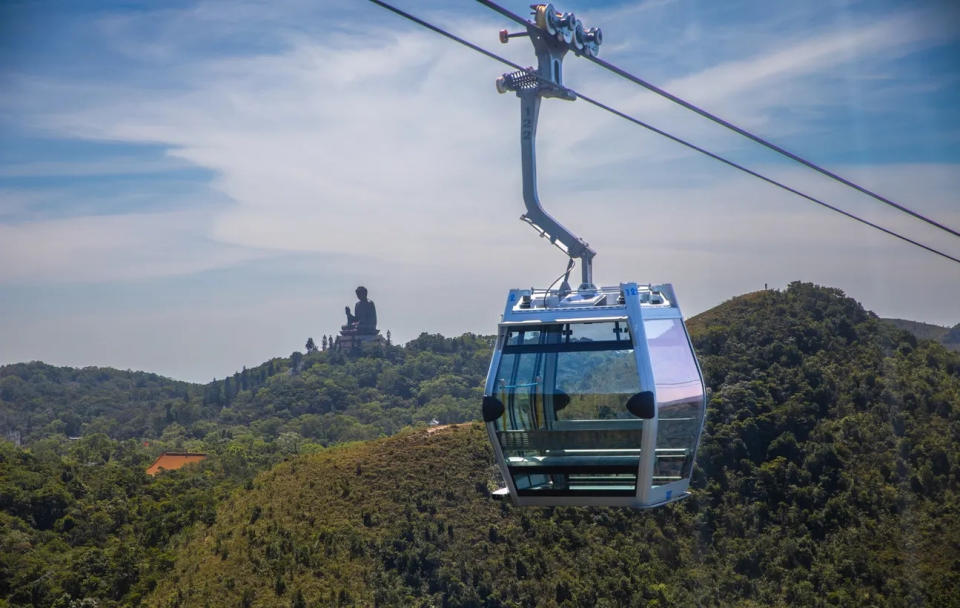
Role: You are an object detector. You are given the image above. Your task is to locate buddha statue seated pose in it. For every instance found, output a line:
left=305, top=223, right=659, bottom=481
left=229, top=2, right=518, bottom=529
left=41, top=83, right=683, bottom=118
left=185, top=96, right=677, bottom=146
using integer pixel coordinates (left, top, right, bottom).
left=342, top=286, right=378, bottom=335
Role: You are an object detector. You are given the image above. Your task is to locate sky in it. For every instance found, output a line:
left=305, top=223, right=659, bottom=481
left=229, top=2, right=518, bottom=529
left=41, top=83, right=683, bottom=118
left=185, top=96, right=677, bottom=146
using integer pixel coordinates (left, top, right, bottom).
left=1, top=0, right=958, bottom=382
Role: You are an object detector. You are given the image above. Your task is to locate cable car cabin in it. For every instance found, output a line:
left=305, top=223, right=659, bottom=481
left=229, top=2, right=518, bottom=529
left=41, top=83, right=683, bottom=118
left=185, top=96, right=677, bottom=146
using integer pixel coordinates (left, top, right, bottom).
left=482, top=282, right=706, bottom=508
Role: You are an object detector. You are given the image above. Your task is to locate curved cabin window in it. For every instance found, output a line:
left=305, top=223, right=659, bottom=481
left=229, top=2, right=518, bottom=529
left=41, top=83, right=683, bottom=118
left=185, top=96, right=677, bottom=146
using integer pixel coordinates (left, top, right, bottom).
left=644, top=319, right=704, bottom=486
left=492, top=321, right=643, bottom=496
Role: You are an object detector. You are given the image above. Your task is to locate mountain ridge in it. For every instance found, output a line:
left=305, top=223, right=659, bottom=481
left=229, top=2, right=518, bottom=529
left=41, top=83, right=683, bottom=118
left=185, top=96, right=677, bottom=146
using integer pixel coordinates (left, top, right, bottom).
left=882, top=317, right=960, bottom=352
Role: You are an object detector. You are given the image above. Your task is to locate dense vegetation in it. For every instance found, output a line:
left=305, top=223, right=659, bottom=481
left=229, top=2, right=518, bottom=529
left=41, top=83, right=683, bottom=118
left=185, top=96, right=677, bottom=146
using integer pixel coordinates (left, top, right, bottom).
left=0, top=365, right=199, bottom=444
left=1, top=333, right=492, bottom=448
left=0, top=436, right=236, bottom=607
left=2, top=283, right=958, bottom=607
left=0, top=334, right=492, bottom=607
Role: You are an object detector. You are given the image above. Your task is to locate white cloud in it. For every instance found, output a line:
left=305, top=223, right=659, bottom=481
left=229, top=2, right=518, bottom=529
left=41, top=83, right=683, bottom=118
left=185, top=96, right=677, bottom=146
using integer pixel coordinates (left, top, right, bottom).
left=661, top=8, right=949, bottom=106
left=0, top=155, right=196, bottom=178
left=572, top=3, right=959, bottom=151
left=0, top=210, right=264, bottom=283
left=0, top=188, right=49, bottom=218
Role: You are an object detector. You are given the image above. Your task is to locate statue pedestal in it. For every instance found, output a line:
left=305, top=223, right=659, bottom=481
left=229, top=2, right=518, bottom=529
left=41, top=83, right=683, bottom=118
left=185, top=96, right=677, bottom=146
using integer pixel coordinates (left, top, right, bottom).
left=338, top=329, right=383, bottom=351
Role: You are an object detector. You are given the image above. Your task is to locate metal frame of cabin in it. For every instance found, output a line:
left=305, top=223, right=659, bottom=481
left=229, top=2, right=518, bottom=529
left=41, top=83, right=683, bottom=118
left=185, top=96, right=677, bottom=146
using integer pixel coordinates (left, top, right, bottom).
left=483, top=283, right=706, bottom=508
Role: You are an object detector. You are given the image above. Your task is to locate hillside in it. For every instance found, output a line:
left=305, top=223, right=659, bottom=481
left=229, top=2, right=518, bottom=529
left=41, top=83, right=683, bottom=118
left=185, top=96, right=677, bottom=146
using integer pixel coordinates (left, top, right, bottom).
left=0, top=437, right=229, bottom=607
left=0, top=333, right=492, bottom=448
left=0, top=335, right=493, bottom=607
left=0, top=363, right=199, bottom=443
left=144, top=283, right=960, bottom=607
left=883, top=318, right=960, bottom=352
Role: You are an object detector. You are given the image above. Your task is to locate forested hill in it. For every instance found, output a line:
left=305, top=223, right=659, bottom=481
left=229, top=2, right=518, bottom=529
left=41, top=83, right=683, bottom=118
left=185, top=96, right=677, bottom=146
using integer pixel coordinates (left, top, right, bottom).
left=883, top=318, right=960, bottom=352
left=142, top=282, right=960, bottom=607
left=0, top=333, right=493, bottom=447
left=0, top=335, right=494, bottom=607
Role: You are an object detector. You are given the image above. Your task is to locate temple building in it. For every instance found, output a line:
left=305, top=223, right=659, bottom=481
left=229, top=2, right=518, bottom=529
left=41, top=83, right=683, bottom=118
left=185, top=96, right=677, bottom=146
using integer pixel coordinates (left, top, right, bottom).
left=146, top=452, right=207, bottom=476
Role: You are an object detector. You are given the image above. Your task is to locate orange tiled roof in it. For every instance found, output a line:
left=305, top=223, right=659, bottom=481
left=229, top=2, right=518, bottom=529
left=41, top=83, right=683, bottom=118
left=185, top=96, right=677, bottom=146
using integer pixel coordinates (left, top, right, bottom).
left=146, top=452, right=207, bottom=476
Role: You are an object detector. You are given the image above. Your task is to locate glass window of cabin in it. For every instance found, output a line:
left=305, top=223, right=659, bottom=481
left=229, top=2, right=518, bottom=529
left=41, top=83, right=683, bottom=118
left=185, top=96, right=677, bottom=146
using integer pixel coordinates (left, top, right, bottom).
left=492, top=322, right=644, bottom=496
left=644, top=319, right=704, bottom=486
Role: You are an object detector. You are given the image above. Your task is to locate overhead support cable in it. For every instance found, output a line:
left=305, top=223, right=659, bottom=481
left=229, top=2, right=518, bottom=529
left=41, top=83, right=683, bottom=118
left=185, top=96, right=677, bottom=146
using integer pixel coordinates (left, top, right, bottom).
left=368, top=0, right=960, bottom=266
left=370, top=0, right=527, bottom=72
left=474, top=0, right=960, bottom=240
left=571, top=91, right=960, bottom=265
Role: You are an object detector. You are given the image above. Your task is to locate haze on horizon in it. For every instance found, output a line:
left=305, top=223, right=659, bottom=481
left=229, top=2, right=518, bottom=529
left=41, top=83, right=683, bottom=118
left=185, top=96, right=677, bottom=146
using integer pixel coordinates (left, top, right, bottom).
left=1, top=0, right=958, bottom=383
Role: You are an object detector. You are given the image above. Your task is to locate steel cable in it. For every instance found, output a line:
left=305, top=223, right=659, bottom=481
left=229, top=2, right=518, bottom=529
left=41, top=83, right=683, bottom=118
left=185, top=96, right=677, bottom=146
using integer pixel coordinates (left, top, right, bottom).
left=474, top=0, right=960, bottom=240
left=369, top=0, right=960, bottom=265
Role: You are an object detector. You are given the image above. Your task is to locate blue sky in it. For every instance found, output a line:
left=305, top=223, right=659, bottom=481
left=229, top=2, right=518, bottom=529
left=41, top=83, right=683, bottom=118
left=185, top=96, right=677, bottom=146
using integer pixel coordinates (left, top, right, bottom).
left=1, top=0, right=958, bottom=381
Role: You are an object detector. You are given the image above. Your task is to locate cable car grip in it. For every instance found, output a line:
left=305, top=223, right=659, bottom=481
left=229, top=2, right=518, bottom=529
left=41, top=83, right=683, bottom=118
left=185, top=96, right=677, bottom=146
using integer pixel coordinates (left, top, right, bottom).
left=497, top=5, right=598, bottom=288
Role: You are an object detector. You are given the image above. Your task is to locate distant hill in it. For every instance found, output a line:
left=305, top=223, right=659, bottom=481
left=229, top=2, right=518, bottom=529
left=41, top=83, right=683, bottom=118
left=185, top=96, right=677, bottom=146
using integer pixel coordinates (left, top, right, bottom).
left=883, top=318, right=960, bottom=352
left=0, top=334, right=493, bottom=447
left=142, top=282, right=960, bottom=607
left=0, top=363, right=199, bottom=443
